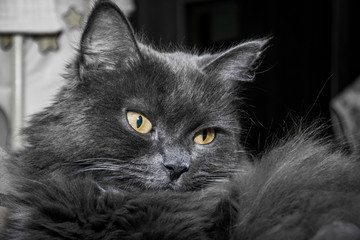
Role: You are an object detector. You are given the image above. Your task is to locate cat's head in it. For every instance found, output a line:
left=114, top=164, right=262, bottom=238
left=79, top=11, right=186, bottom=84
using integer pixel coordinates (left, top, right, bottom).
left=24, top=0, right=267, bottom=190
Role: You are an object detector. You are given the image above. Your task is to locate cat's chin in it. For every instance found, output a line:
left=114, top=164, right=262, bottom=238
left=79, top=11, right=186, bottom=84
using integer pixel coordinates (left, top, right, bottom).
left=165, top=182, right=183, bottom=191
left=146, top=182, right=182, bottom=191
left=144, top=178, right=187, bottom=191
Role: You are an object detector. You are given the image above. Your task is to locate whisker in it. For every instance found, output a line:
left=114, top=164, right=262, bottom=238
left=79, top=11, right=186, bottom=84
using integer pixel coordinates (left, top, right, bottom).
left=234, top=150, right=247, bottom=153
left=74, top=158, right=126, bottom=163
left=71, top=160, right=154, bottom=179
left=73, top=157, right=151, bottom=167
left=75, top=166, right=146, bottom=174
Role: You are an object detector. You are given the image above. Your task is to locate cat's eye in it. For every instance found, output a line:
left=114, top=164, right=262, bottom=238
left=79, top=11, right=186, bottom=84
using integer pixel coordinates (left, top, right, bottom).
left=127, top=111, right=152, bottom=134
left=193, top=128, right=215, bottom=145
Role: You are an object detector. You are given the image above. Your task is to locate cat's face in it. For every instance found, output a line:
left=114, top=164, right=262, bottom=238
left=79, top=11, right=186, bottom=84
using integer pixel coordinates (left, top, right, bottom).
left=25, top=1, right=266, bottom=191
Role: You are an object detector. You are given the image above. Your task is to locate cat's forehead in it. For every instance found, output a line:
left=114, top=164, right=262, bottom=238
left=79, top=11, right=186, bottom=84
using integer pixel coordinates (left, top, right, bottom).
left=140, top=44, right=204, bottom=74
left=139, top=47, right=231, bottom=103
left=117, top=47, right=238, bottom=131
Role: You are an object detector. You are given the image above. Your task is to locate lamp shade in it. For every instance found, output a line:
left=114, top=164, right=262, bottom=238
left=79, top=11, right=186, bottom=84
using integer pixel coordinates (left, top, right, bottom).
left=0, top=0, right=62, bottom=34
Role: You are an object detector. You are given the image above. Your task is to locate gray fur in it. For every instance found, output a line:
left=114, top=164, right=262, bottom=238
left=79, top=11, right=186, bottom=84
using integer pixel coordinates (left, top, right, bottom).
left=227, top=131, right=360, bottom=239
left=9, top=0, right=264, bottom=191
left=1, top=1, right=359, bottom=240
left=0, top=147, right=9, bottom=195
left=0, top=147, right=9, bottom=229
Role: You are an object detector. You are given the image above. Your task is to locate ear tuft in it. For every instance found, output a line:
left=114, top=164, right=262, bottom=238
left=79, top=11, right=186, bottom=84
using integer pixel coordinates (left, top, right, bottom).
left=202, top=38, right=270, bottom=81
left=79, top=0, right=140, bottom=77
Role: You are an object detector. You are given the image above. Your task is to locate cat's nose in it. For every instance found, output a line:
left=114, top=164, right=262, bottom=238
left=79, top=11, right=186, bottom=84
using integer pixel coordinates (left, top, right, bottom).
left=164, top=163, right=189, bottom=181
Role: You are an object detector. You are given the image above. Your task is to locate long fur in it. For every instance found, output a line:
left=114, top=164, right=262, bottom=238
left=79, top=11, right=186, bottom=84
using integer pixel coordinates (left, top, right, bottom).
left=1, top=177, right=230, bottom=240
left=1, top=132, right=360, bottom=239
left=229, top=132, right=360, bottom=239
left=1, top=1, right=360, bottom=239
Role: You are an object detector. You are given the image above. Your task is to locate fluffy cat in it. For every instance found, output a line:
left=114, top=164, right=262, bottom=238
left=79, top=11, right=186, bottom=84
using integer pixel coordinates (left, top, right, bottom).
left=2, top=131, right=360, bottom=240
left=1, top=1, right=360, bottom=240
left=5, top=0, right=262, bottom=192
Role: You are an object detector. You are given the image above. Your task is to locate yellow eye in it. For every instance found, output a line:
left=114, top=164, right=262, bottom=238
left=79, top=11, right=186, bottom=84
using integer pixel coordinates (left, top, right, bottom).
left=127, top=111, right=152, bottom=134
left=193, top=128, right=215, bottom=145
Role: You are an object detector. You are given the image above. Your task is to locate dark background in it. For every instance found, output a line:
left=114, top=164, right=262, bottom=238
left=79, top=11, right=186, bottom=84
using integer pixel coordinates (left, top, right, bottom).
left=130, top=0, right=360, bottom=152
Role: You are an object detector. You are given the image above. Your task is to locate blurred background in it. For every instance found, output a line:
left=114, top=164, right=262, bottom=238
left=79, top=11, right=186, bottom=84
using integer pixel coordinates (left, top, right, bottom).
left=1, top=0, right=360, bottom=153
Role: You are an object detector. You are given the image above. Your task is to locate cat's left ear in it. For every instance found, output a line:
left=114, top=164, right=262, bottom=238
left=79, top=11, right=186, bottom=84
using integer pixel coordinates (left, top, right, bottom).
left=201, top=38, right=269, bottom=81
left=79, top=0, right=141, bottom=77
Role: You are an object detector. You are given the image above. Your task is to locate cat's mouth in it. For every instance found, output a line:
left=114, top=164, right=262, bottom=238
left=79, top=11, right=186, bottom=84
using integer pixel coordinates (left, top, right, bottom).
left=166, top=181, right=182, bottom=191
left=152, top=175, right=186, bottom=191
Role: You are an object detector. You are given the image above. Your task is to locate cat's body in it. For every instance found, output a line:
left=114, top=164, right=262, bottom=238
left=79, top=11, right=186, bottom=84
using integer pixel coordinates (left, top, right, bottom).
left=1, top=176, right=229, bottom=240
left=1, top=1, right=360, bottom=239
left=2, top=131, right=360, bottom=240
left=231, top=132, right=360, bottom=240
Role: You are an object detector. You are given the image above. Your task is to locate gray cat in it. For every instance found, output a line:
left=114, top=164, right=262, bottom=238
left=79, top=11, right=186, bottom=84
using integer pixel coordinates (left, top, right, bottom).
left=1, top=1, right=360, bottom=239
left=7, top=0, right=262, bottom=192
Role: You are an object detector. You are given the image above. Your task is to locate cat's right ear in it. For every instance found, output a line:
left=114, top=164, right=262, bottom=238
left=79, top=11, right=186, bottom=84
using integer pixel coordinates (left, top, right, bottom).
left=78, top=0, right=141, bottom=79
